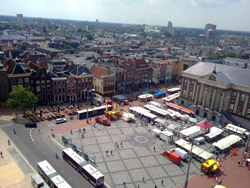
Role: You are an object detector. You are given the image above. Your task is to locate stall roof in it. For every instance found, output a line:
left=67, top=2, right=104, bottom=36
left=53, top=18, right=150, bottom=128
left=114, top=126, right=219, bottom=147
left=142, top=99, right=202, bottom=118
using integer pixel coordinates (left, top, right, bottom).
left=224, top=124, right=249, bottom=135
left=182, top=143, right=195, bottom=152
left=192, top=147, right=204, bottom=156
left=138, top=94, right=153, bottom=99
left=144, top=104, right=169, bottom=116
left=212, top=135, right=242, bottom=150
left=175, top=139, right=189, bottom=147
left=199, top=151, right=213, bottom=160
left=154, top=91, right=166, bottom=96
left=180, top=126, right=202, bottom=137
left=197, top=120, right=213, bottom=129
left=205, top=127, right=223, bottom=139
left=163, top=92, right=180, bottom=102
left=113, top=95, right=127, bottom=100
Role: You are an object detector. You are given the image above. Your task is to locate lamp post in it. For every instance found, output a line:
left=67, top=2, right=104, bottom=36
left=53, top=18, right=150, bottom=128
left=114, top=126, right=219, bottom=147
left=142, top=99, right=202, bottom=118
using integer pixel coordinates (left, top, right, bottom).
left=183, top=139, right=194, bottom=188
left=145, top=73, right=149, bottom=104
left=86, top=89, right=89, bottom=124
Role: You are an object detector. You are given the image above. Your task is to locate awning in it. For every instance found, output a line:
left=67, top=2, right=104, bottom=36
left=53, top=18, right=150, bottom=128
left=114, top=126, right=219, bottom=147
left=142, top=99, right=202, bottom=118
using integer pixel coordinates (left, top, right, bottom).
left=154, top=91, right=166, bottom=96
left=197, top=120, right=213, bottom=129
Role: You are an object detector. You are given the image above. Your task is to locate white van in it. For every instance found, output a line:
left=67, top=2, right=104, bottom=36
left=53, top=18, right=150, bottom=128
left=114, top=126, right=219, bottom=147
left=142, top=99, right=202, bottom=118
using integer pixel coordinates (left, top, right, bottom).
left=172, top=148, right=188, bottom=160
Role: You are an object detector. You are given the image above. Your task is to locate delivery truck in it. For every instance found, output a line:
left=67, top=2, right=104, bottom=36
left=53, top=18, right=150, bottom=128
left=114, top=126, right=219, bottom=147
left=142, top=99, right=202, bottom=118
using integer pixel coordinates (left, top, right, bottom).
left=160, top=130, right=173, bottom=142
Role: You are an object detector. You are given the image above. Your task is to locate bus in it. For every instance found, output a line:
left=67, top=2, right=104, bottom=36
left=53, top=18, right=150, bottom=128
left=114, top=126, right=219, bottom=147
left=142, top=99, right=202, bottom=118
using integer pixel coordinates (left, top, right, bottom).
left=77, top=105, right=112, bottom=119
left=62, top=148, right=104, bottom=187
left=37, top=160, right=72, bottom=188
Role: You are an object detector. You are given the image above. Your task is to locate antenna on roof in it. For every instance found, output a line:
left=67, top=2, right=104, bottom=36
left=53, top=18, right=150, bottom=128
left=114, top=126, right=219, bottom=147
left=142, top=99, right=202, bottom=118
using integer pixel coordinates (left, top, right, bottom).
left=213, top=64, right=216, bottom=74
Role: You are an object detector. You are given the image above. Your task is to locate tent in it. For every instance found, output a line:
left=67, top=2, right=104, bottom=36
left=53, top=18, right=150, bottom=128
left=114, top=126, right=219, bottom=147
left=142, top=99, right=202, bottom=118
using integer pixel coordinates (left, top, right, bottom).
left=192, top=147, right=204, bottom=156
left=180, top=114, right=190, bottom=121
left=175, top=139, right=189, bottom=147
left=182, top=143, right=195, bottom=152
left=199, top=151, right=213, bottom=161
left=167, top=124, right=178, bottom=131
left=197, top=120, right=213, bottom=129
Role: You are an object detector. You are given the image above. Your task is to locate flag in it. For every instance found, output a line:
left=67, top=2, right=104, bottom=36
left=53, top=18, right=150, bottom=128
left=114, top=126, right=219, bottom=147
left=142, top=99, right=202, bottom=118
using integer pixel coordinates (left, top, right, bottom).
left=106, top=104, right=108, bottom=112
left=114, top=103, right=117, bottom=110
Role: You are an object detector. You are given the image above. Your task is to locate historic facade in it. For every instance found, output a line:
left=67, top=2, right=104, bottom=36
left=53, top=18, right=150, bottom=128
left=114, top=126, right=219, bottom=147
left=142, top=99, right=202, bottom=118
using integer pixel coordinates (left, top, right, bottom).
left=179, top=62, right=250, bottom=128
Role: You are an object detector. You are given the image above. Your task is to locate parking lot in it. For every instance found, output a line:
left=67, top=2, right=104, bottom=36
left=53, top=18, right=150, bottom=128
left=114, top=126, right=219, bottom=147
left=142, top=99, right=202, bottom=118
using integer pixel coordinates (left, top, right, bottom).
left=54, top=118, right=205, bottom=188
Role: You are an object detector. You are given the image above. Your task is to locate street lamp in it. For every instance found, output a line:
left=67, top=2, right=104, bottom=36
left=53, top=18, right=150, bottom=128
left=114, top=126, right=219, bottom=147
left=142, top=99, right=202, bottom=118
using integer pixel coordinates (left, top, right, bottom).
left=86, top=89, right=89, bottom=124
left=145, top=73, right=149, bottom=104
left=183, top=139, right=194, bottom=188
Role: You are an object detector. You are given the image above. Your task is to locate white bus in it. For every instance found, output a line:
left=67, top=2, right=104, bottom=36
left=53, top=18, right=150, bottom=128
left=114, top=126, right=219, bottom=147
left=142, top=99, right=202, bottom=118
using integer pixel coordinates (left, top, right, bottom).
left=62, top=148, right=104, bottom=187
left=37, top=160, right=72, bottom=188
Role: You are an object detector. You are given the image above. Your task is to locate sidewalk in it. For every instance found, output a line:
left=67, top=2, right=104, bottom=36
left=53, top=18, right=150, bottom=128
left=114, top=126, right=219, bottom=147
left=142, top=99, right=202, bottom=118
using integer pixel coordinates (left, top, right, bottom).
left=0, top=129, right=34, bottom=188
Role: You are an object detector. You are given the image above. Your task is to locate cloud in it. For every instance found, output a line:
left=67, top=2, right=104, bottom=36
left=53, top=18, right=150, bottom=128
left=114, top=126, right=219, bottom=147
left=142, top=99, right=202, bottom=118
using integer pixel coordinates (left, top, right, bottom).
left=190, top=0, right=245, bottom=7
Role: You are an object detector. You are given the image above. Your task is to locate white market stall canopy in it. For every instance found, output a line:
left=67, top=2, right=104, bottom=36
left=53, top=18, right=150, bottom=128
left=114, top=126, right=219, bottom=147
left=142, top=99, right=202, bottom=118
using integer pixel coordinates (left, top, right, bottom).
left=129, top=106, right=158, bottom=120
left=163, top=92, right=180, bottom=102
left=212, top=135, right=242, bottom=150
left=180, top=126, right=202, bottom=137
left=192, top=147, right=205, bottom=156
left=148, top=101, right=161, bottom=108
left=198, top=151, right=213, bottom=161
left=144, top=104, right=170, bottom=116
left=138, top=94, right=153, bottom=99
left=175, top=139, right=189, bottom=147
left=224, top=124, right=249, bottom=135
left=154, top=118, right=167, bottom=124
left=205, top=127, right=224, bottom=139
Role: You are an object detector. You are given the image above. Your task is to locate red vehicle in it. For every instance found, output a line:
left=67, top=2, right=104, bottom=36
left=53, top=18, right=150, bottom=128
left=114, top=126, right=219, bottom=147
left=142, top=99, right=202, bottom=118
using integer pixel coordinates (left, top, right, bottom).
left=104, top=97, right=112, bottom=105
left=95, top=117, right=111, bottom=126
left=162, top=150, right=181, bottom=164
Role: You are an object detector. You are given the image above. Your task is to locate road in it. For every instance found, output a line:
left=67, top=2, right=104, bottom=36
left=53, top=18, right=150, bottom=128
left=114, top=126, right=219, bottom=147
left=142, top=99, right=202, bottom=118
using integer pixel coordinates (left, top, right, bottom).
left=2, top=121, right=94, bottom=188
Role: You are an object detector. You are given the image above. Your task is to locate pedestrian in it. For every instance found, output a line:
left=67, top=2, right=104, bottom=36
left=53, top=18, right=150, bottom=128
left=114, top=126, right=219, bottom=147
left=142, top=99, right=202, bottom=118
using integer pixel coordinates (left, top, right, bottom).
left=81, top=133, right=84, bottom=139
left=142, top=175, right=145, bottom=182
left=70, top=130, right=73, bottom=134
left=0, top=151, right=2, bottom=158
left=117, top=143, right=119, bottom=148
left=79, top=128, right=81, bottom=133
left=221, top=169, right=224, bottom=174
left=137, top=184, right=140, bottom=188
left=155, top=185, right=157, bottom=188
left=116, top=141, right=117, bottom=146
left=153, top=146, right=156, bottom=152
left=106, top=150, right=108, bottom=156
left=121, top=142, right=123, bottom=147
left=8, top=139, right=10, bottom=145
left=83, top=128, right=86, bottom=133
left=111, top=150, right=113, bottom=155
left=161, top=179, right=164, bottom=185
left=38, top=129, right=41, bottom=134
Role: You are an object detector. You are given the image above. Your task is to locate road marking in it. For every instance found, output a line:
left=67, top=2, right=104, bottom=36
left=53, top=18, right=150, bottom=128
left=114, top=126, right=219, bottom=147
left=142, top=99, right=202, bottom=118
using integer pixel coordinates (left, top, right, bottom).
left=51, top=137, right=65, bottom=149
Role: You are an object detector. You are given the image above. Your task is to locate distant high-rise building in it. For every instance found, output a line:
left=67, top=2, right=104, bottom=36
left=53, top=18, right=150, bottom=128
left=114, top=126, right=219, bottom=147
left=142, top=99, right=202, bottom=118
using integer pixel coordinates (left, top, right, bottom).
left=204, top=23, right=216, bottom=39
left=168, top=21, right=173, bottom=30
left=168, top=21, right=173, bottom=35
left=16, top=14, right=23, bottom=23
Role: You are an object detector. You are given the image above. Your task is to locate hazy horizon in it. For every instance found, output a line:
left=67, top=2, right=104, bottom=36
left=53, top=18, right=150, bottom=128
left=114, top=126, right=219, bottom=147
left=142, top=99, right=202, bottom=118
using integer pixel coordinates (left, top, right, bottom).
left=0, top=0, right=249, bottom=32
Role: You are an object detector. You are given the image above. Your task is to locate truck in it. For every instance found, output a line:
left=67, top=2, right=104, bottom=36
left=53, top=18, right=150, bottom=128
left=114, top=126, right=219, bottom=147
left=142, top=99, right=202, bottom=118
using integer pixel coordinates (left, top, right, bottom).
left=95, top=117, right=111, bottom=126
left=160, top=130, right=173, bottom=142
left=121, top=112, right=135, bottom=122
left=162, top=150, right=181, bottom=164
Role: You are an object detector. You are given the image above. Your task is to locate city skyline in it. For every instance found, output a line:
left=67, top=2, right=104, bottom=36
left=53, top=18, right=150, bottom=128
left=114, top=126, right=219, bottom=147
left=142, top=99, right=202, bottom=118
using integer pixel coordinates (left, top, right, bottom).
left=0, top=0, right=250, bottom=31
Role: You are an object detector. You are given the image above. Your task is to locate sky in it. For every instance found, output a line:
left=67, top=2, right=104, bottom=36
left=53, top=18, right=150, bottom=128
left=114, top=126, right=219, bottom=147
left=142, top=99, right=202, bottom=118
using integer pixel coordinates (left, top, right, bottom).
left=0, top=0, right=250, bottom=31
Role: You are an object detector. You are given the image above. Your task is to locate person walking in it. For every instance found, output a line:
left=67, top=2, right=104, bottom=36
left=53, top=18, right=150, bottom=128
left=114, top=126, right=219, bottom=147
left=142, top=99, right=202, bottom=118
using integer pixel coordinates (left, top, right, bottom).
left=8, top=139, right=10, bottom=145
left=121, top=142, right=123, bottom=147
left=70, top=130, right=73, bottom=134
left=0, top=151, right=3, bottom=158
left=142, top=175, right=145, bottom=183
left=111, top=150, right=113, bottom=155
left=153, top=146, right=156, bottom=152
left=137, top=184, right=140, bottom=188
left=161, top=179, right=164, bottom=185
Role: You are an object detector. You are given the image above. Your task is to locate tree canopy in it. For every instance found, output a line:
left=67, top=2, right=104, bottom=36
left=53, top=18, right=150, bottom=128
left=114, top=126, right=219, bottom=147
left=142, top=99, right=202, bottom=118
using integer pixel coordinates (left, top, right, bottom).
left=7, top=86, right=38, bottom=116
left=207, top=54, right=219, bottom=60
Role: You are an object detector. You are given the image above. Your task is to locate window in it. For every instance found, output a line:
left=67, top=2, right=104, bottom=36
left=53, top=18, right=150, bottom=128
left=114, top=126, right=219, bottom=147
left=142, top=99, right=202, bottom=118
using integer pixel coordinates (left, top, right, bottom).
left=47, top=86, right=50, bottom=90
left=183, top=64, right=189, bottom=70
left=240, top=94, right=245, bottom=102
left=231, top=91, right=237, bottom=99
left=18, top=78, right=23, bottom=84
left=229, top=103, right=234, bottom=112
left=59, top=88, right=61, bottom=92
left=47, top=80, right=50, bottom=83
left=41, top=80, right=45, bottom=84
left=237, top=106, right=243, bottom=115
left=68, top=89, right=70, bottom=93
left=36, top=80, right=40, bottom=84
left=246, top=109, right=250, bottom=118
left=62, top=88, right=65, bottom=92
left=36, top=86, right=40, bottom=92
left=25, top=78, right=29, bottom=83
left=12, top=85, right=16, bottom=90
left=31, top=80, right=34, bottom=84
left=11, top=79, right=16, bottom=85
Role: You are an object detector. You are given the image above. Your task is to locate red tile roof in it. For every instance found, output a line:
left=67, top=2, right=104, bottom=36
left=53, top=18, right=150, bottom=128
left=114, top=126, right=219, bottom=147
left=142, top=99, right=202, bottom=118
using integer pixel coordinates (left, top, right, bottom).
left=90, top=65, right=107, bottom=79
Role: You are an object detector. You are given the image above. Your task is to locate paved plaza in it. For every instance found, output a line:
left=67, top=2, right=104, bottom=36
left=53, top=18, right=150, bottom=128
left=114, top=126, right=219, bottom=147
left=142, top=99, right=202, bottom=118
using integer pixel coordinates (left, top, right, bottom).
left=54, top=119, right=201, bottom=188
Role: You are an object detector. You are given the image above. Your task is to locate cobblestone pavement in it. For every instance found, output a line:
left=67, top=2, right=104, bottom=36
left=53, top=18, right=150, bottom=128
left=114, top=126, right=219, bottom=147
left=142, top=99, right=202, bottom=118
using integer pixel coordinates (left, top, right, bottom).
left=53, top=119, right=201, bottom=188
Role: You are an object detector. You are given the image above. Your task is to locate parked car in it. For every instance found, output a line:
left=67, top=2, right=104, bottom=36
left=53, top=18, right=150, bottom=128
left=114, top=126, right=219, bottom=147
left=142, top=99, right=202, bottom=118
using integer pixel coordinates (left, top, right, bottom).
left=56, top=118, right=67, bottom=124
left=171, top=148, right=188, bottom=160
left=162, top=150, right=181, bottom=164
left=95, top=117, right=110, bottom=126
left=25, top=122, right=37, bottom=128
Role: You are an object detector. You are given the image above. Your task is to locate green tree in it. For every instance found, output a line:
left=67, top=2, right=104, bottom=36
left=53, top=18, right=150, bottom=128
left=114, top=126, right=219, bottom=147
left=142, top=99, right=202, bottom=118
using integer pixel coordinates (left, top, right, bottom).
left=207, top=54, right=219, bottom=60
left=223, top=51, right=236, bottom=58
left=7, top=86, right=38, bottom=117
left=85, top=33, right=94, bottom=40
left=19, top=42, right=28, bottom=50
